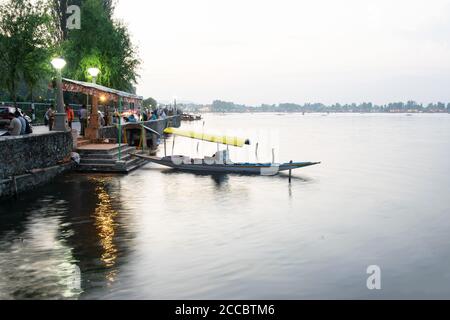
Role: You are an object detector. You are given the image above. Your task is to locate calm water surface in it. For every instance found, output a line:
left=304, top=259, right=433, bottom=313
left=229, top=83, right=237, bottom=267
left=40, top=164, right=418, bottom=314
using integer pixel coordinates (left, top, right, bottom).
left=0, top=113, right=449, bottom=299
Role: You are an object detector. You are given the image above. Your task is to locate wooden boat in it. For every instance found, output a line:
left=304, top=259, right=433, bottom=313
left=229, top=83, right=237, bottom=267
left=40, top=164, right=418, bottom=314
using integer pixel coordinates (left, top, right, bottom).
left=134, top=153, right=320, bottom=176
left=133, top=127, right=320, bottom=176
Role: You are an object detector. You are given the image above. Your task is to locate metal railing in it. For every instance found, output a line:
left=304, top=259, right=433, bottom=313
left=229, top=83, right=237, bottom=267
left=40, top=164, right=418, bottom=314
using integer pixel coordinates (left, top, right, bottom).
left=1, top=101, right=85, bottom=124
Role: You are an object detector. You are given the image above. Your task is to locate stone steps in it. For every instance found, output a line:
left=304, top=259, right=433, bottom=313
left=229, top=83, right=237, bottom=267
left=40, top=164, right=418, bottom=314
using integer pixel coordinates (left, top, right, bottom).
left=77, top=145, right=136, bottom=155
left=125, top=157, right=150, bottom=172
left=80, top=157, right=123, bottom=165
left=75, top=144, right=149, bottom=173
left=79, top=149, right=135, bottom=160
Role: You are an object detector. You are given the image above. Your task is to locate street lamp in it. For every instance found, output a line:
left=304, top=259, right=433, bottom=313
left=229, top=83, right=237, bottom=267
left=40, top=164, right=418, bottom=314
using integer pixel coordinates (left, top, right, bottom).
left=51, top=58, right=66, bottom=70
left=51, top=58, right=69, bottom=132
left=88, top=67, right=100, bottom=84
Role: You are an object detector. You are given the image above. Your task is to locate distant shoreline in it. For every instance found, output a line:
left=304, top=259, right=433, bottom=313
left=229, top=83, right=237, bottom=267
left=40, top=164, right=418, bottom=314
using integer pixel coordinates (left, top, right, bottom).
left=192, top=111, right=450, bottom=115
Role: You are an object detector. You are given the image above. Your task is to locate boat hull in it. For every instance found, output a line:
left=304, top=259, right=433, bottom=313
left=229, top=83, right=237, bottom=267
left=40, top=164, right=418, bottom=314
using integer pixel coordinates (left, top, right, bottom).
left=133, top=155, right=320, bottom=175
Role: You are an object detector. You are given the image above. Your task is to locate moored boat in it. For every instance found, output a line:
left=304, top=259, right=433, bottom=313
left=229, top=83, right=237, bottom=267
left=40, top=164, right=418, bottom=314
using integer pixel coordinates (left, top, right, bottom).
left=134, top=151, right=320, bottom=176
left=132, top=127, right=320, bottom=176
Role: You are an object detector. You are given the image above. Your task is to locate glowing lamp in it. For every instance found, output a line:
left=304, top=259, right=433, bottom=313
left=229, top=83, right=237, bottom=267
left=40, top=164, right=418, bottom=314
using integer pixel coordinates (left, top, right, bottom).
left=51, top=58, right=66, bottom=70
left=88, top=67, right=100, bottom=78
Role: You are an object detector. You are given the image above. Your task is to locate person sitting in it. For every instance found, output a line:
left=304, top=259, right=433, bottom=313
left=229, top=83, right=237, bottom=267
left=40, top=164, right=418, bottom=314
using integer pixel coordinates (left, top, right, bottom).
left=18, top=112, right=27, bottom=135
left=6, top=111, right=22, bottom=136
left=127, top=114, right=137, bottom=123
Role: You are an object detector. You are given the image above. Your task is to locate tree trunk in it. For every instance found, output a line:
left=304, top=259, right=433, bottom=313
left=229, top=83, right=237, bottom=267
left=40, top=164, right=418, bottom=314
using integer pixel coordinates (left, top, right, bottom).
left=52, top=0, right=68, bottom=41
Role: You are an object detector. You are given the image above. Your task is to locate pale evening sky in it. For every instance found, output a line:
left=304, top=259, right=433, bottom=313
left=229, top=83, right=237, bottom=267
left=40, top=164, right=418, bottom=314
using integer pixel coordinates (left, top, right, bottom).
left=115, top=0, right=450, bottom=105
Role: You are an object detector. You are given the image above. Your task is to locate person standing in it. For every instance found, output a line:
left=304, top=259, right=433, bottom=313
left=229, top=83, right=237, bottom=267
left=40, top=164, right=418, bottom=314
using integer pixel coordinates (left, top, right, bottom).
left=65, top=104, right=75, bottom=129
left=44, top=107, right=51, bottom=126
left=48, top=108, right=55, bottom=131
left=79, top=104, right=88, bottom=136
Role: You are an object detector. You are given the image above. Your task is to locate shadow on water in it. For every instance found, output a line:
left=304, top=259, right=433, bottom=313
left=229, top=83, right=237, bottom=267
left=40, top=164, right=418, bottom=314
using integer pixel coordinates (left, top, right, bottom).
left=157, top=167, right=314, bottom=183
left=143, top=165, right=316, bottom=189
left=277, top=172, right=315, bottom=183
left=159, top=169, right=230, bottom=187
left=0, top=173, right=136, bottom=300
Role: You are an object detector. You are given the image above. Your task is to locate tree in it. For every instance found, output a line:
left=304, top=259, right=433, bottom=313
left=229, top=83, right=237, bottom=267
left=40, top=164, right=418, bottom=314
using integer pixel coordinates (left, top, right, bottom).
left=62, top=0, right=140, bottom=91
left=102, top=0, right=116, bottom=17
left=50, top=0, right=114, bottom=41
left=51, top=0, right=69, bottom=42
left=0, top=0, right=54, bottom=105
left=23, top=44, right=53, bottom=102
left=143, top=97, right=157, bottom=110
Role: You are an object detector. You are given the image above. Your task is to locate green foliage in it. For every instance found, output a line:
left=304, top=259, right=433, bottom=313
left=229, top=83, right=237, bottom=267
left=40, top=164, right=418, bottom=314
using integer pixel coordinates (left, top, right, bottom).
left=0, top=0, right=55, bottom=104
left=0, top=0, right=139, bottom=103
left=143, top=97, right=158, bottom=110
left=62, top=0, right=140, bottom=91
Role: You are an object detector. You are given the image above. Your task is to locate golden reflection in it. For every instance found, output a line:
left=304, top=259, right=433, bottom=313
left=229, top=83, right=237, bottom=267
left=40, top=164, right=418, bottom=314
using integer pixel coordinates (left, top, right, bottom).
left=92, top=177, right=118, bottom=283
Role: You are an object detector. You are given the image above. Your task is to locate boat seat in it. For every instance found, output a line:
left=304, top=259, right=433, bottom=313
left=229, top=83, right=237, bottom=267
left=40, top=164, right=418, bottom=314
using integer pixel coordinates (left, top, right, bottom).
left=171, top=155, right=191, bottom=164
left=192, top=158, right=203, bottom=165
left=204, top=156, right=215, bottom=164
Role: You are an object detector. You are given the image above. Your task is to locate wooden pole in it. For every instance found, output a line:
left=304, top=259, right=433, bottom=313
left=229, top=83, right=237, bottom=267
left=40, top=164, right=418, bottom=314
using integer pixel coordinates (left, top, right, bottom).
left=118, top=97, right=123, bottom=160
left=13, top=176, right=18, bottom=199
left=172, top=135, right=176, bottom=156
left=289, top=160, right=293, bottom=184
left=164, top=138, right=167, bottom=157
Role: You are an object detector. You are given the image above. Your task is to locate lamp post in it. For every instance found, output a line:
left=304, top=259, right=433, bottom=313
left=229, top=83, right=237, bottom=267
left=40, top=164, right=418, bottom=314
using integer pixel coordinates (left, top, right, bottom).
left=85, top=67, right=101, bottom=141
left=51, top=58, right=69, bottom=132
left=88, top=67, right=100, bottom=84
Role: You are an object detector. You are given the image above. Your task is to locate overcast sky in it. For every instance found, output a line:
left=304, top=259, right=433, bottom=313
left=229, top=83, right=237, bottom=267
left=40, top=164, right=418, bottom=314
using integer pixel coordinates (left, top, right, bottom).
left=114, top=0, right=450, bottom=105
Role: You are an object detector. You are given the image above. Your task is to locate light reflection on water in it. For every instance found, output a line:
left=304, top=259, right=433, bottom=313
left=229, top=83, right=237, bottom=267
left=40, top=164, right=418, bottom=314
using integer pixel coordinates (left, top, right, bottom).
left=91, top=177, right=119, bottom=284
left=0, top=113, right=449, bottom=299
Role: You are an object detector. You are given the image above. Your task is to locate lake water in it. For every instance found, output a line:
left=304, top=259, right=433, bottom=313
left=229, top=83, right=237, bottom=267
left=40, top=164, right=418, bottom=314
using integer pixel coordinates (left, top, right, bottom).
left=0, top=113, right=449, bottom=299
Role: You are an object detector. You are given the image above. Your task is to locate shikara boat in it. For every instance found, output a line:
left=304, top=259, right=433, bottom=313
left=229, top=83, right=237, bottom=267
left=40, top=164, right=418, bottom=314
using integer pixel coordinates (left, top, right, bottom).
left=133, top=128, right=320, bottom=176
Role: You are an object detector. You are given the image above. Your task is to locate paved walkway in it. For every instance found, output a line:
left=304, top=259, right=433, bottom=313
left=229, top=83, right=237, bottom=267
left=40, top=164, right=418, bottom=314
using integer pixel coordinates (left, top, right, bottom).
left=33, top=122, right=81, bottom=135
left=1, top=122, right=81, bottom=138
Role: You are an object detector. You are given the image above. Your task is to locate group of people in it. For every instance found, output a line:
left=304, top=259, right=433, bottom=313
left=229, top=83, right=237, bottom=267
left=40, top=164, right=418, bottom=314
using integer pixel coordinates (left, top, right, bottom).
left=40, top=104, right=178, bottom=136
left=122, top=107, right=173, bottom=123
left=3, top=110, right=32, bottom=137
left=44, top=104, right=77, bottom=131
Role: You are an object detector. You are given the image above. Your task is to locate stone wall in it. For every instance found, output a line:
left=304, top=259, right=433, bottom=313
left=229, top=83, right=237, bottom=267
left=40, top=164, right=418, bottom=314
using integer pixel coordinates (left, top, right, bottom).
left=0, top=132, right=73, bottom=199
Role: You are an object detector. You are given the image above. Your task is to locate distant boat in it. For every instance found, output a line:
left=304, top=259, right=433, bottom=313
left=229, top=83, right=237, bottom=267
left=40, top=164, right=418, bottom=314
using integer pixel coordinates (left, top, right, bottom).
left=181, top=113, right=203, bottom=121
left=133, top=128, right=320, bottom=176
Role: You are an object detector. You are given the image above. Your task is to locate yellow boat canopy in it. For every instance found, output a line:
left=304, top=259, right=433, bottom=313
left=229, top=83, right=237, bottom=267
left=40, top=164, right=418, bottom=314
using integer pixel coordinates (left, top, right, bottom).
left=164, top=128, right=251, bottom=147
